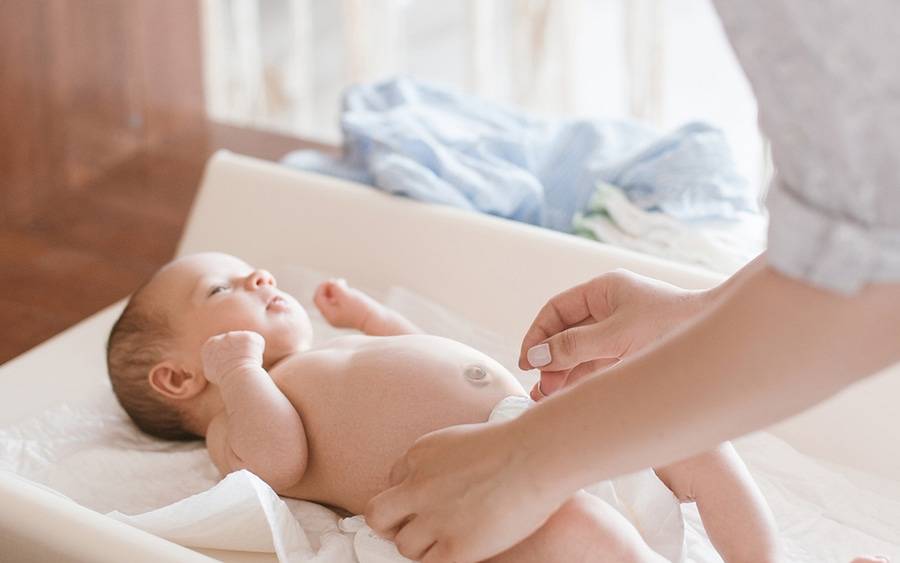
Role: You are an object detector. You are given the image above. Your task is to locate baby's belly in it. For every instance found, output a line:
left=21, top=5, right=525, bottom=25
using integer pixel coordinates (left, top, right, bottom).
left=273, top=334, right=525, bottom=514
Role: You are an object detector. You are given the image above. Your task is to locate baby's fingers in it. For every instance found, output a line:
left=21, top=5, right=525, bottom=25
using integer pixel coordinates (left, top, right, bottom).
left=315, top=278, right=347, bottom=301
left=313, top=279, right=348, bottom=313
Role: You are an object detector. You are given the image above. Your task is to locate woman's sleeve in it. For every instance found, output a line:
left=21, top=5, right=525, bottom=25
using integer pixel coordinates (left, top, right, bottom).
left=712, top=0, right=900, bottom=293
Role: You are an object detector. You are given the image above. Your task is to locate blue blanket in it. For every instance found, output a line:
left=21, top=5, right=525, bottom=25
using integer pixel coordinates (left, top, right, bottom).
left=283, top=78, right=756, bottom=232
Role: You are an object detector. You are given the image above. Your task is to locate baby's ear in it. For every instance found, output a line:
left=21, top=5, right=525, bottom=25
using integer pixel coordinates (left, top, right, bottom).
left=148, top=361, right=207, bottom=401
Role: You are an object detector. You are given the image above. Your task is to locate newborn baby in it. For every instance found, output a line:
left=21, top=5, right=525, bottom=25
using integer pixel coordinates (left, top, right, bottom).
left=107, top=252, right=781, bottom=562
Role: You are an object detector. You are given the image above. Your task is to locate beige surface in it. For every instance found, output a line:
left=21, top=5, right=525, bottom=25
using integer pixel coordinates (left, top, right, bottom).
left=0, top=472, right=216, bottom=563
left=1, top=150, right=897, bottom=561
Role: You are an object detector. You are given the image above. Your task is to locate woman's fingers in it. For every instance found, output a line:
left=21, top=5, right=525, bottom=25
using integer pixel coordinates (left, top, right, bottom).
left=365, top=485, right=410, bottom=541
left=530, top=369, right=568, bottom=400
left=518, top=276, right=621, bottom=370
left=365, top=453, right=416, bottom=540
left=526, top=321, right=623, bottom=373
left=530, top=358, right=620, bottom=400
left=519, top=312, right=603, bottom=371
left=563, top=358, right=619, bottom=386
left=368, top=422, right=565, bottom=563
left=529, top=382, right=543, bottom=401
left=517, top=282, right=601, bottom=370
left=393, top=516, right=437, bottom=561
left=389, top=450, right=411, bottom=486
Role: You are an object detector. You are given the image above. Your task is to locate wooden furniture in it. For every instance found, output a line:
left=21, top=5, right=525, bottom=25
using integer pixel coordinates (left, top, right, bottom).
left=0, top=0, right=337, bottom=364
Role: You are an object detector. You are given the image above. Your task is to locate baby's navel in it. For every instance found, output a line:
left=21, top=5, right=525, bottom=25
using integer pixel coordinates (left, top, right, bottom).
left=463, top=364, right=491, bottom=387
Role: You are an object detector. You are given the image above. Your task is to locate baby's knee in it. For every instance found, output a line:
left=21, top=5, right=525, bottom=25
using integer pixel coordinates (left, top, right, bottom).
left=546, top=493, right=656, bottom=563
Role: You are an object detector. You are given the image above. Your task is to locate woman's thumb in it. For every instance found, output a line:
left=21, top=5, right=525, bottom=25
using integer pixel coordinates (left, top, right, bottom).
left=525, top=322, right=621, bottom=372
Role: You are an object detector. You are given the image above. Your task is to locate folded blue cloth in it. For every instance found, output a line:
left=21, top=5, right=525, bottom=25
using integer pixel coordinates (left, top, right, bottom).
left=283, top=78, right=756, bottom=232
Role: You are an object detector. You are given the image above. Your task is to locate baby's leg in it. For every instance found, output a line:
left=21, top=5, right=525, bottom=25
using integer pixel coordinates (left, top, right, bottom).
left=654, top=443, right=781, bottom=563
left=486, top=490, right=666, bottom=563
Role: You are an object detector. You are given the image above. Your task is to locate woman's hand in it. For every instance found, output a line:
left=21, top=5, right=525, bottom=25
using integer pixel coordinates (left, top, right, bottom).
left=365, top=420, right=565, bottom=563
left=519, top=269, right=712, bottom=400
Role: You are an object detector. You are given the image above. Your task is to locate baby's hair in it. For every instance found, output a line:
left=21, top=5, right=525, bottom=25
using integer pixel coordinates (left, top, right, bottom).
left=106, top=283, right=199, bottom=441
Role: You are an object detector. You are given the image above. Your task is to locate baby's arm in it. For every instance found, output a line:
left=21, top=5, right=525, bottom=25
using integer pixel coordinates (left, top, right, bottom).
left=202, top=331, right=308, bottom=491
left=314, top=279, right=422, bottom=336
left=654, top=443, right=781, bottom=563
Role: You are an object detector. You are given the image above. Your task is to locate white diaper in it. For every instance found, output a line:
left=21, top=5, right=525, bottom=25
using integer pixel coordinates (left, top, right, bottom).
left=490, top=395, right=686, bottom=562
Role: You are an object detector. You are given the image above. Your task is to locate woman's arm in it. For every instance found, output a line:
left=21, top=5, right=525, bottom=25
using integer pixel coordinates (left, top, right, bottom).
left=527, top=261, right=900, bottom=491
left=519, top=253, right=767, bottom=398
left=366, top=261, right=900, bottom=563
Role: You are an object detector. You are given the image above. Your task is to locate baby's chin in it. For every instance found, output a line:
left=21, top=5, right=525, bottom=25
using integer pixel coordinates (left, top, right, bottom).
left=266, top=306, right=313, bottom=348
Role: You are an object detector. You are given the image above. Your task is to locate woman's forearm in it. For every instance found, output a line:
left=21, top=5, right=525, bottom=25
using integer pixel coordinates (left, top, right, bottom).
left=522, top=261, right=900, bottom=497
left=707, top=252, right=767, bottom=302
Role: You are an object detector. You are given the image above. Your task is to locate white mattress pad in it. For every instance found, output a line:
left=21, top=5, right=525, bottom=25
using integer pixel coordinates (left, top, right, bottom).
left=2, top=268, right=898, bottom=562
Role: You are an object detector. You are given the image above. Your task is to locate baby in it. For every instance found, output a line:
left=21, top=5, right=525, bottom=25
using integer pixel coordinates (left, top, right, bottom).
left=107, top=252, right=781, bottom=562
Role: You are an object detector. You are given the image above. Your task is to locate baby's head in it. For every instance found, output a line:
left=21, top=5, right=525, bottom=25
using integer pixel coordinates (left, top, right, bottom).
left=106, top=252, right=313, bottom=440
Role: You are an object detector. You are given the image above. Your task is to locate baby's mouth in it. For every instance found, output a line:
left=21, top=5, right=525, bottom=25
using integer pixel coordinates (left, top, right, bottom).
left=266, top=296, right=288, bottom=311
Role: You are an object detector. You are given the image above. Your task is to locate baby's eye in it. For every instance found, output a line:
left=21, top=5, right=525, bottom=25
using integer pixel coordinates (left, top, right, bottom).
left=208, top=285, right=230, bottom=297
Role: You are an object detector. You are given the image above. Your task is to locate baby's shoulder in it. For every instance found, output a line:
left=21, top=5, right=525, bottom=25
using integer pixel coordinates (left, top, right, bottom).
left=269, top=334, right=369, bottom=379
left=316, top=333, right=371, bottom=350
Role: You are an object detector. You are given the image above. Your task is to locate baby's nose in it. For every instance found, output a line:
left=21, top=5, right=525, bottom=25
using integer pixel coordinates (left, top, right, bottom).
left=247, top=269, right=276, bottom=289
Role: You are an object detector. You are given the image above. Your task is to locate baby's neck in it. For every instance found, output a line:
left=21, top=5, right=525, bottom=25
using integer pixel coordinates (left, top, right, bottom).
left=187, top=388, right=226, bottom=438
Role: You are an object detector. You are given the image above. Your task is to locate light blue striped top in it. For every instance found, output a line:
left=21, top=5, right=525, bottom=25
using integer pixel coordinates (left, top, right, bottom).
left=713, top=0, right=900, bottom=293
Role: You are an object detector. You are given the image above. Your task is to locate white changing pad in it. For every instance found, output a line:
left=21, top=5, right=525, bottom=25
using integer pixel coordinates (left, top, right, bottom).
left=1, top=269, right=898, bottom=562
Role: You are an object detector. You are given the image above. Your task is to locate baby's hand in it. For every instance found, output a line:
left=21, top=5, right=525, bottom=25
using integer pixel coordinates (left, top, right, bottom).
left=313, top=279, right=379, bottom=330
left=201, top=331, right=266, bottom=384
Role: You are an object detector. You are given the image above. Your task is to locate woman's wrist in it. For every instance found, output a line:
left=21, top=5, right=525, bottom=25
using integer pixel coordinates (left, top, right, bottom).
left=509, top=401, right=587, bottom=507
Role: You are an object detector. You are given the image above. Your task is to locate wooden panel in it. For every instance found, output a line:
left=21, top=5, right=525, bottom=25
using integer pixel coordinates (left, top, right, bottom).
left=0, top=1, right=59, bottom=224
left=0, top=0, right=204, bottom=227
left=0, top=0, right=341, bottom=364
left=0, top=121, right=339, bottom=364
left=129, top=0, right=206, bottom=145
left=47, top=0, right=144, bottom=190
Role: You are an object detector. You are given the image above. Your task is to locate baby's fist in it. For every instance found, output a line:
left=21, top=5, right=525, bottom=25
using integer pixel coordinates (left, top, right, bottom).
left=314, top=279, right=377, bottom=330
left=201, top=331, right=266, bottom=384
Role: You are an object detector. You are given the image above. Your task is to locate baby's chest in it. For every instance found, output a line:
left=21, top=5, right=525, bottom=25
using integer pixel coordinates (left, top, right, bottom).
left=274, top=340, right=514, bottom=456
left=281, top=356, right=484, bottom=440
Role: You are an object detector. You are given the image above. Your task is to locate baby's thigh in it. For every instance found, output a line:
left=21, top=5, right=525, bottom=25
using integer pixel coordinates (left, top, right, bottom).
left=486, top=491, right=666, bottom=563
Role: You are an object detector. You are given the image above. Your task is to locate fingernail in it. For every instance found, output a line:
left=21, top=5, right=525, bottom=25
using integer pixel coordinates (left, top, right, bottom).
left=527, top=343, right=551, bottom=368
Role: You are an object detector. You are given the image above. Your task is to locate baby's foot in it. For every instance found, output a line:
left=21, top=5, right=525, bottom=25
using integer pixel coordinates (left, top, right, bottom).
left=850, top=556, right=890, bottom=563
left=313, top=279, right=380, bottom=330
